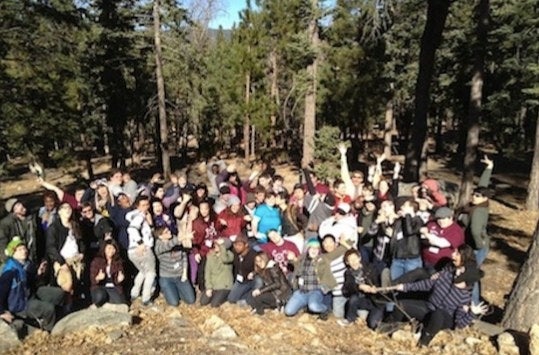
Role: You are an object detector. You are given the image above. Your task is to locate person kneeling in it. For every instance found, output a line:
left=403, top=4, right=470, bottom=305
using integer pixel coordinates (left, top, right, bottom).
left=89, top=239, right=127, bottom=307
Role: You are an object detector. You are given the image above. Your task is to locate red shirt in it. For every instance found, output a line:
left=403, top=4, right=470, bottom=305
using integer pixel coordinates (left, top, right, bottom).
left=422, top=221, right=464, bottom=267
left=260, top=240, right=300, bottom=275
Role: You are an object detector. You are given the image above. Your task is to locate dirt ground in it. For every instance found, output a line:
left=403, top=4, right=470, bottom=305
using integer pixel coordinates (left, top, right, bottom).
left=2, top=156, right=538, bottom=354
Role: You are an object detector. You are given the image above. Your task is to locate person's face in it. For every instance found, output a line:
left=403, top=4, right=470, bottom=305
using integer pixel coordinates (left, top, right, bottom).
left=400, top=201, right=413, bottom=215
left=199, top=202, right=210, bottom=218
left=155, top=187, right=165, bottom=199
left=158, top=228, right=172, bottom=240
left=275, top=195, right=285, bottom=206
left=255, top=255, right=267, bottom=269
left=365, top=201, right=376, bottom=212
left=111, top=172, right=122, bottom=185
left=58, top=203, right=73, bottom=219
left=471, top=192, right=488, bottom=205
left=152, top=201, right=163, bottom=215
left=309, top=174, right=318, bottom=184
left=233, top=241, right=247, bottom=254
left=437, top=216, right=453, bottom=228
left=81, top=206, right=94, bottom=220
left=230, top=203, right=241, bottom=214
left=255, top=192, right=265, bottom=203
left=346, top=253, right=361, bottom=271
left=322, top=237, right=336, bottom=253
left=379, top=180, right=390, bottom=194
left=265, top=195, right=276, bottom=207
left=12, top=202, right=26, bottom=217
left=351, top=173, right=364, bottom=186
left=137, top=200, right=150, bottom=214
left=97, top=185, right=109, bottom=198
left=268, top=231, right=282, bottom=245
left=122, top=173, right=131, bottom=183
left=117, top=195, right=131, bottom=208
left=274, top=179, right=283, bottom=188
left=211, top=165, right=219, bottom=174
left=293, top=188, right=304, bottom=200
left=12, top=245, right=28, bottom=262
left=308, top=246, right=320, bottom=259
left=178, top=176, right=187, bottom=187
left=44, top=196, right=56, bottom=211
left=381, top=201, right=394, bottom=215
left=197, top=188, right=206, bottom=198
left=452, top=249, right=462, bottom=267
left=335, top=183, right=347, bottom=196
left=104, top=244, right=117, bottom=259
left=259, top=176, right=270, bottom=187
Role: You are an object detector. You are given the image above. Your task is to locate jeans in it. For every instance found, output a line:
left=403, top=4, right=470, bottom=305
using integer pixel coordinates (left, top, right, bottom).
left=332, top=295, right=347, bottom=319
left=159, top=277, right=196, bottom=306
left=91, top=287, right=126, bottom=307
left=472, top=246, right=489, bottom=304
left=228, top=280, right=256, bottom=303
left=345, top=294, right=384, bottom=329
left=390, top=257, right=423, bottom=281
left=284, top=289, right=328, bottom=316
left=128, top=248, right=157, bottom=303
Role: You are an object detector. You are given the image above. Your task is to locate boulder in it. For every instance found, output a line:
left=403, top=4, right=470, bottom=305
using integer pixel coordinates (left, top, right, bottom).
left=52, top=308, right=132, bottom=336
left=0, top=321, right=21, bottom=352
left=497, top=332, right=519, bottom=355
left=203, top=315, right=237, bottom=340
left=101, top=303, right=129, bottom=314
left=530, top=324, right=539, bottom=355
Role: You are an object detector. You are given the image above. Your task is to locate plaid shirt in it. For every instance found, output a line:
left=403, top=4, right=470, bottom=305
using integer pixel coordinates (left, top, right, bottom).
left=299, top=257, right=319, bottom=292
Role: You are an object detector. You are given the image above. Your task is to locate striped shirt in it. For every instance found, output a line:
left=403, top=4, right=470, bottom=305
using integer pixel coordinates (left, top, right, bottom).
left=330, top=255, right=347, bottom=296
left=404, top=270, right=474, bottom=328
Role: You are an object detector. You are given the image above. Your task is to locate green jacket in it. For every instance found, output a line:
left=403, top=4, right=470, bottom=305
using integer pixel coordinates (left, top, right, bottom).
left=204, top=245, right=234, bottom=290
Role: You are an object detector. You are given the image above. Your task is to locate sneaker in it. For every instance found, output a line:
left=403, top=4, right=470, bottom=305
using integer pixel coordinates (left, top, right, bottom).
left=337, top=319, right=352, bottom=327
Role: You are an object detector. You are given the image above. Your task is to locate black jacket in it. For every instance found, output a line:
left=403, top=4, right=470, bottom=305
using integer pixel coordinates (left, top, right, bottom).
left=258, top=261, right=292, bottom=304
left=389, top=214, right=423, bottom=260
left=46, top=219, right=85, bottom=265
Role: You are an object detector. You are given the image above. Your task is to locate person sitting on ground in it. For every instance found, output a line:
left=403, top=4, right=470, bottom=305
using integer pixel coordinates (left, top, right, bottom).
left=89, top=239, right=126, bottom=308
left=248, top=251, right=292, bottom=315
left=0, top=237, right=62, bottom=332
left=382, top=244, right=488, bottom=346
left=0, top=198, right=38, bottom=264
left=339, top=248, right=382, bottom=328
left=201, top=238, right=234, bottom=308
left=228, top=233, right=257, bottom=304
left=154, top=226, right=195, bottom=307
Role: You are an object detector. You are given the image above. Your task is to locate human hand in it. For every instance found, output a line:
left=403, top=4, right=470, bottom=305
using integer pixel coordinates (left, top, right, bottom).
left=0, top=311, right=14, bottom=324
left=481, top=155, right=494, bottom=169
left=247, top=272, right=254, bottom=280
left=206, top=289, right=213, bottom=298
left=252, top=289, right=261, bottom=297
left=219, top=219, right=227, bottom=226
left=338, top=143, right=347, bottom=155
left=96, top=269, right=106, bottom=282
left=287, top=251, right=297, bottom=261
left=470, top=301, right=489, bottom=315
left=195, top=254, right=202, bottom=263
left=117, top=270, right=125, bottom=283
left=37, top=260, right=48, bottom=276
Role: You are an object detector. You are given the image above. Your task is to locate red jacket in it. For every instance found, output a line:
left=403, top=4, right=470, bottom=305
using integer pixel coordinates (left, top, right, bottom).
left=90, top=256, right=124, bottom=293
left=192, top=217, right=218, bottom=257
left=218, top=208, right=247, bottom=238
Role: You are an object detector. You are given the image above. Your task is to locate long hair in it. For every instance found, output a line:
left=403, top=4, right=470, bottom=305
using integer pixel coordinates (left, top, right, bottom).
left=98, top=239, right=122, bottom=264
left=254, top=251, right=270, bottom=275
left=456, top=244, right=477, bottom=268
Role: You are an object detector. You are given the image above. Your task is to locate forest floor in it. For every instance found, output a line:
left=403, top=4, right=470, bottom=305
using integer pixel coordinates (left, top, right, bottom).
left=1, top=155, right=538, bottom=355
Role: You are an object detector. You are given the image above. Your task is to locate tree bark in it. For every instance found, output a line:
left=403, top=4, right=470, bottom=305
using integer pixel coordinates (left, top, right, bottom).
left=302, top=0, right=319, bottom=168
left=244, top=70, right=251, bottom=160
left=403, top=0, right=451, bottom=182
left=270, top=49, right=278, bottom=148
left=457, top=0, right=489, bottom=208
left=153, top=0, right=170, bottom=177
left=502, top=220, right=539, bottom=332
left=383, top=98, right=394, bottom=158
left=526, top=110, right=539, bottom=211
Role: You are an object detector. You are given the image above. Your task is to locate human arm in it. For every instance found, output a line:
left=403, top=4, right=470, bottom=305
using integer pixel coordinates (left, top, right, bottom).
left=302, top=168, right=317, bottom=196
left=478, top=155, right=494, bottom=188
left=339, top=144, right=355, bottom=196
left=38, top=178, right=65, bottom=201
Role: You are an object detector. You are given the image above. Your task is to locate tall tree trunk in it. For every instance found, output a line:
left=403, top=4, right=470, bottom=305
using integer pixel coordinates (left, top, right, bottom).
left=502, top=220, right=539, bottom=332
left=383, top=98, right=394, bottom=158
left=457, top=0, right=489, bottom=208
left=526, top=110, right=539, bottom=211
left=302, top=0, right=319, bottom=168
left=153, top=0, right=170, bottom=177
left=244, top=70, right=251, bottom=160
left=270, top=49, right=278, bottom=148
left=403, top=0, right=451, bottom=182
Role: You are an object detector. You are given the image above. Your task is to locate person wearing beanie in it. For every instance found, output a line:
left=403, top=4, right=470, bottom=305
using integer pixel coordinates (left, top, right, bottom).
left=217, top=195, right=249, bottom=239
left=0, top=198, right=37, bottom=264
left=0, top=237, right=62, bottom=332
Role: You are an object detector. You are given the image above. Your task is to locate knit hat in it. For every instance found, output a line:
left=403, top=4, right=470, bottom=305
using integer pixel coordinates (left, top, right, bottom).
left=5, top=198, right=19, bottom=213
left=434, top=207, right=453, bottom=219
left=454, top=267, right=484, bottom=287
left=305, top=237, right=320, bottom=249
left=227, top=195, right=241, bottom=206
left=5, top=236, right=25, bottom=257
left=233, top=232, right=249, bottom=244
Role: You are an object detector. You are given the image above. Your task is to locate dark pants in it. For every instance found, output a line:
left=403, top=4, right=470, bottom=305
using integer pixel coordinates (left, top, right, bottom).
left=227, top=280, right=255, bottom=303
left=91, top=287, right=126, bottom=307
left=200, top=289, right=230, bottom=308
left=248, top=292, right=278, bottom=315
left=389, top=299, right=454, bottom=345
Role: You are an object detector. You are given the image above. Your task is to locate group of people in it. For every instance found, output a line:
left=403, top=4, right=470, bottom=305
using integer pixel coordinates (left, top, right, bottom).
left=0, top=145, right=495, bottom=346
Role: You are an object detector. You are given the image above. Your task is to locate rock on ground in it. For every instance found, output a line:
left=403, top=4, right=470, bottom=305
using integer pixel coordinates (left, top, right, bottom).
left=0, top=321, right=22, bottom=352
left=497, top=332, right=520, bottom=355
left=203, top=315, right=237, bottom=339
left=530, top=324, right=539, bottom=355
left=52, top=308, right=132, bottom=336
